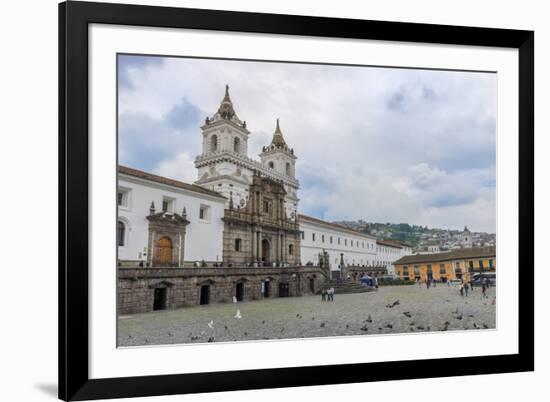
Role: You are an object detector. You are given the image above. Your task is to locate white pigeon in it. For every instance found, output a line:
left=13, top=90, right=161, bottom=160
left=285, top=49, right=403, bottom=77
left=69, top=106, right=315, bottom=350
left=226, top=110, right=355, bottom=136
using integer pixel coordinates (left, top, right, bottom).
left=234, top=309, right=242, bottom=319
left=207, top=320, right=214, bottom=329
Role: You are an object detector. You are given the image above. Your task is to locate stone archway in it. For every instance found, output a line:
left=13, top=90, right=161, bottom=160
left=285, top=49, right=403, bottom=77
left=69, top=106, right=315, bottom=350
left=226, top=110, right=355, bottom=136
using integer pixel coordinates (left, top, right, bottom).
left=155, top=236, right=173, bottom=267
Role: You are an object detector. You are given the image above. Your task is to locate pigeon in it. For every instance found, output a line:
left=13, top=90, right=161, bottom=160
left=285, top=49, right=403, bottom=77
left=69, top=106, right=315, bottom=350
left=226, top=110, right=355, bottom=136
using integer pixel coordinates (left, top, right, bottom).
left=296, top=313, right=302, bottom=319
left=224, top=325, right=229, bottom=331
left=207, top=320, right=214, bottom=329
left=366, top=315, right=373, bottom=323
left=360, top=325, right=368, bottom=331
left=416, top=326, right=425, bottom=330
left=262, top=320, right=265, bottom=324
left=320, top=322, right=325, bottom=328
left=482, top=323, right=489, bottom=329
left=207, top=337, right=214, bottom=343
left=234, top=310, right=242, bottom=319
left=403, top=312, right=412, bottom=318
left=455, top=314, right=463, bottom=320
left=244, top=331, right=248, bottom=336
left=385, top=324, right=393, bottom=329
left=409, top=322, right=415, bottom=326
left=473, top=323, right=478, bottom=329
left=444, top=321, right=450, bottom=326
left=280, top=327, right=285, bottom=333
left=386, top=300, right=400, bottom=308
left=346, top=324, right=350, bottom=329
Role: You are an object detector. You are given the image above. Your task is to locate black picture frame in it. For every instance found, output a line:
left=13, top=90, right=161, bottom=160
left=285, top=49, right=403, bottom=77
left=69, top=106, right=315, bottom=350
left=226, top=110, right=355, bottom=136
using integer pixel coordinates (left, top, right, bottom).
left=59, top=1, right=534, bottom=400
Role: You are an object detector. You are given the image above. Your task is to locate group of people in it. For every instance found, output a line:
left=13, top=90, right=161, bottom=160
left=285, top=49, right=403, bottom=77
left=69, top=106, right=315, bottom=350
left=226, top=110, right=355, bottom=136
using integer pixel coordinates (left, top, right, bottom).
left=321, top=287, right=335, bottom=302
left=459, top=277, right=491, bottom=298
left=415, top=276, right=492, bottom=299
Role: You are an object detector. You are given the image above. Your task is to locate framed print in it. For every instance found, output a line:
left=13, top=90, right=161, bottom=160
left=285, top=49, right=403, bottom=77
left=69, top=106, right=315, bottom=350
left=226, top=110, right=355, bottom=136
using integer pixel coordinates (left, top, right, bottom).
left=59, top=1, right=534, bottom=400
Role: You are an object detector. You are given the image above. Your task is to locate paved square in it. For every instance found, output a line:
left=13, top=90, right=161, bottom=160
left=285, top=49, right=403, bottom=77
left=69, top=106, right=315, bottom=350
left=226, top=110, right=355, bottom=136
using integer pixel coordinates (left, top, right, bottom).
left=118, top=284, right=496, bottom=346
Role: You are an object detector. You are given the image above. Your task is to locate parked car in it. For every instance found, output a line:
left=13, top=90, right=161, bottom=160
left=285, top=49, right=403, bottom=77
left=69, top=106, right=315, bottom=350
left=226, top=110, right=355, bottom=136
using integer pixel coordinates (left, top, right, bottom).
left=471, top=273, right=496, bottom=287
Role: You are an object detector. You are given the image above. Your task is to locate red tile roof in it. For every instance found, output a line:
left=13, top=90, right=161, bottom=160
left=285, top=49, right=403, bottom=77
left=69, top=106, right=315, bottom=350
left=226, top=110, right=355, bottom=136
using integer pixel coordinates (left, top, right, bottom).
left=118, top=165, right=226, bottom=200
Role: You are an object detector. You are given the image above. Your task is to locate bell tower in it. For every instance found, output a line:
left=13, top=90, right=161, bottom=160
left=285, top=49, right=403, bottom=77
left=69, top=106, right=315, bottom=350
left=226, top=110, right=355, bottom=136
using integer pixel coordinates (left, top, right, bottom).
left=199, top=85, right=250, bottom=157
left=260, top=119, right=299, bottom=219
left=260, top=119, right=297, bottom=178
left=194, top=85, right=252, bottom=208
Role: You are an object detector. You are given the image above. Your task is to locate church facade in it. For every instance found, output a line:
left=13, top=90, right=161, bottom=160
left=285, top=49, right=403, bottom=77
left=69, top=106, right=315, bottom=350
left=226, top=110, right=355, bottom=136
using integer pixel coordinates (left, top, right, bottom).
left=117, top=86, right=411, bottom=314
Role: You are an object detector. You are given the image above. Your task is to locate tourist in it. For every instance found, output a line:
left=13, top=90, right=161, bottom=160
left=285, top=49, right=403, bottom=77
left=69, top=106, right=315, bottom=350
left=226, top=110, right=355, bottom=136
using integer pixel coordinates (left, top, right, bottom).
left=329, top=287, right=335, bottom=301
left=482, top=282, right=487, bottom=298
left=464, top=282, right=469, bottom=297
left=459, top=283, right=464, bottom=297
left=321, top=288, right=327, bottom=302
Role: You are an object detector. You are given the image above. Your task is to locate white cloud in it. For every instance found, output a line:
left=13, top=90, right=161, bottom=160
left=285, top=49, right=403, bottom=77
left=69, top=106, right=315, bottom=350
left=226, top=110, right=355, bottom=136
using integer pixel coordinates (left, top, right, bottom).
left=119, top=56, right=497, bottom=232
left=153, top=151, right=197, bottom=183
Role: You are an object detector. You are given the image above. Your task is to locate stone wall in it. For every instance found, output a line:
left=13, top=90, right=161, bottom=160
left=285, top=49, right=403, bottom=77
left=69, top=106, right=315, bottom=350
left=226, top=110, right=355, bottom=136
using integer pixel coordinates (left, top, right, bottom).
left=118, top=265, right=327, bottom=315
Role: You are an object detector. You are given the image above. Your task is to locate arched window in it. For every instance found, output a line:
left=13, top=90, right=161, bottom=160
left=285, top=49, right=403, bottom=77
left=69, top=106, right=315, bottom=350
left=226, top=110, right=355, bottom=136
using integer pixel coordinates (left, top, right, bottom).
left=233, top=137, right=240, bottom=153
left=268, top=161, right=274, bottom=169
left=117, top=221, right=125, bottom=246
left=235, top=238, right=242, bottom=252
left=288, top=244, right=294, bottom=255
left=210, top=135, right=218, bottom=152
left=286, top=162, right=291, bottom=176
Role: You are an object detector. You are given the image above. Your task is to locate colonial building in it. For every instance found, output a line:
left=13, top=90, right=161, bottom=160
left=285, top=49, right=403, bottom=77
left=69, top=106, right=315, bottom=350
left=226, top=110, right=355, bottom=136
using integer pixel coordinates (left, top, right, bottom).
left=393, top=246, right=496, bottom=283
left=117, top=166, right=226, bottom=265
left=117, top=86, right=413, bottom=313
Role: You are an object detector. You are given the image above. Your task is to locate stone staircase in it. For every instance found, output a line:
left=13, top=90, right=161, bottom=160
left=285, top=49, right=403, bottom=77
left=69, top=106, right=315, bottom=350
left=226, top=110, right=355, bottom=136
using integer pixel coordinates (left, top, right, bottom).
left=320, top=279, right=377, bottom=295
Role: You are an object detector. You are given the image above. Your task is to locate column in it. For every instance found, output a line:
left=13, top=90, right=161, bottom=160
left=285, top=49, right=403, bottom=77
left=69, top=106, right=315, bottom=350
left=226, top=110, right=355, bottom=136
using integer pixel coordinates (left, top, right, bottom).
left=280, top=234, right=284, bottom=261
left=251, top=230, right=257, bottom=261
left=275, top=232, right=280, bottom=264
left=282, top=234, right=286, bottom=263
left=258, top=229, right=262, bottom=263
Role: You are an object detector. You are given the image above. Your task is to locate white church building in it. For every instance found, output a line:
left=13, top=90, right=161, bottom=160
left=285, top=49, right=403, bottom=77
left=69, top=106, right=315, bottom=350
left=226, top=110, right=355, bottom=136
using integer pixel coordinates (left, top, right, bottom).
left=117, top=86, right=411, bottom=274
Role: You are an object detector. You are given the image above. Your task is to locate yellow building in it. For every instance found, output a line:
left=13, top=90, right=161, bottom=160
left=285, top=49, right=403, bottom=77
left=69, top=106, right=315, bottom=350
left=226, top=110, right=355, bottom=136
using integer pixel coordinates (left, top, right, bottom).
left=393, top=247, right=496, bottom=283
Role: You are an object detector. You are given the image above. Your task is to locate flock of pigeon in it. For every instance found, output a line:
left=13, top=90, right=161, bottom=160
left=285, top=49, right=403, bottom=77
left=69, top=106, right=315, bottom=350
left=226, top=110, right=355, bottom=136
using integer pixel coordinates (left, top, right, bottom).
left=123, top=290, right=496, bottom=345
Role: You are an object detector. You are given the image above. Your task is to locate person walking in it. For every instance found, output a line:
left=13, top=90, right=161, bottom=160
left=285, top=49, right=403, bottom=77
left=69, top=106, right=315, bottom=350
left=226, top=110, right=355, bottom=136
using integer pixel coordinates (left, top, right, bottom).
left=464, top=281, right=469, bottom=297
left=321, top=288, right=326, bottom=302
left=482, top=282, right=487, bottom=298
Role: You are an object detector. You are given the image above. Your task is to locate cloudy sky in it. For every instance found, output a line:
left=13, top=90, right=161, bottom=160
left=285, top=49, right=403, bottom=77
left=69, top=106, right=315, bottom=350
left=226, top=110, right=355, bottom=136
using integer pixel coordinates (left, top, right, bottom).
left=118, top=54, right=497, bottom=233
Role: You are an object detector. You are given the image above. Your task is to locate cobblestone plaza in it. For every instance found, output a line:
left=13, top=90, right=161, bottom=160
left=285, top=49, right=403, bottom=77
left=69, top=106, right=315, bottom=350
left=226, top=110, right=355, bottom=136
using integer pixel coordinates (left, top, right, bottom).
left=118, top=284, right=496, bottom=346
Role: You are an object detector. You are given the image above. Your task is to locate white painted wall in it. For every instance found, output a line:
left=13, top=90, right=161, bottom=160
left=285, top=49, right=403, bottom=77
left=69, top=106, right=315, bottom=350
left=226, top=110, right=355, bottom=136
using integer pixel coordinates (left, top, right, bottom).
left=117, top=174, right=225, bottom=263
left=299, top=217, right=377, bottom=267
